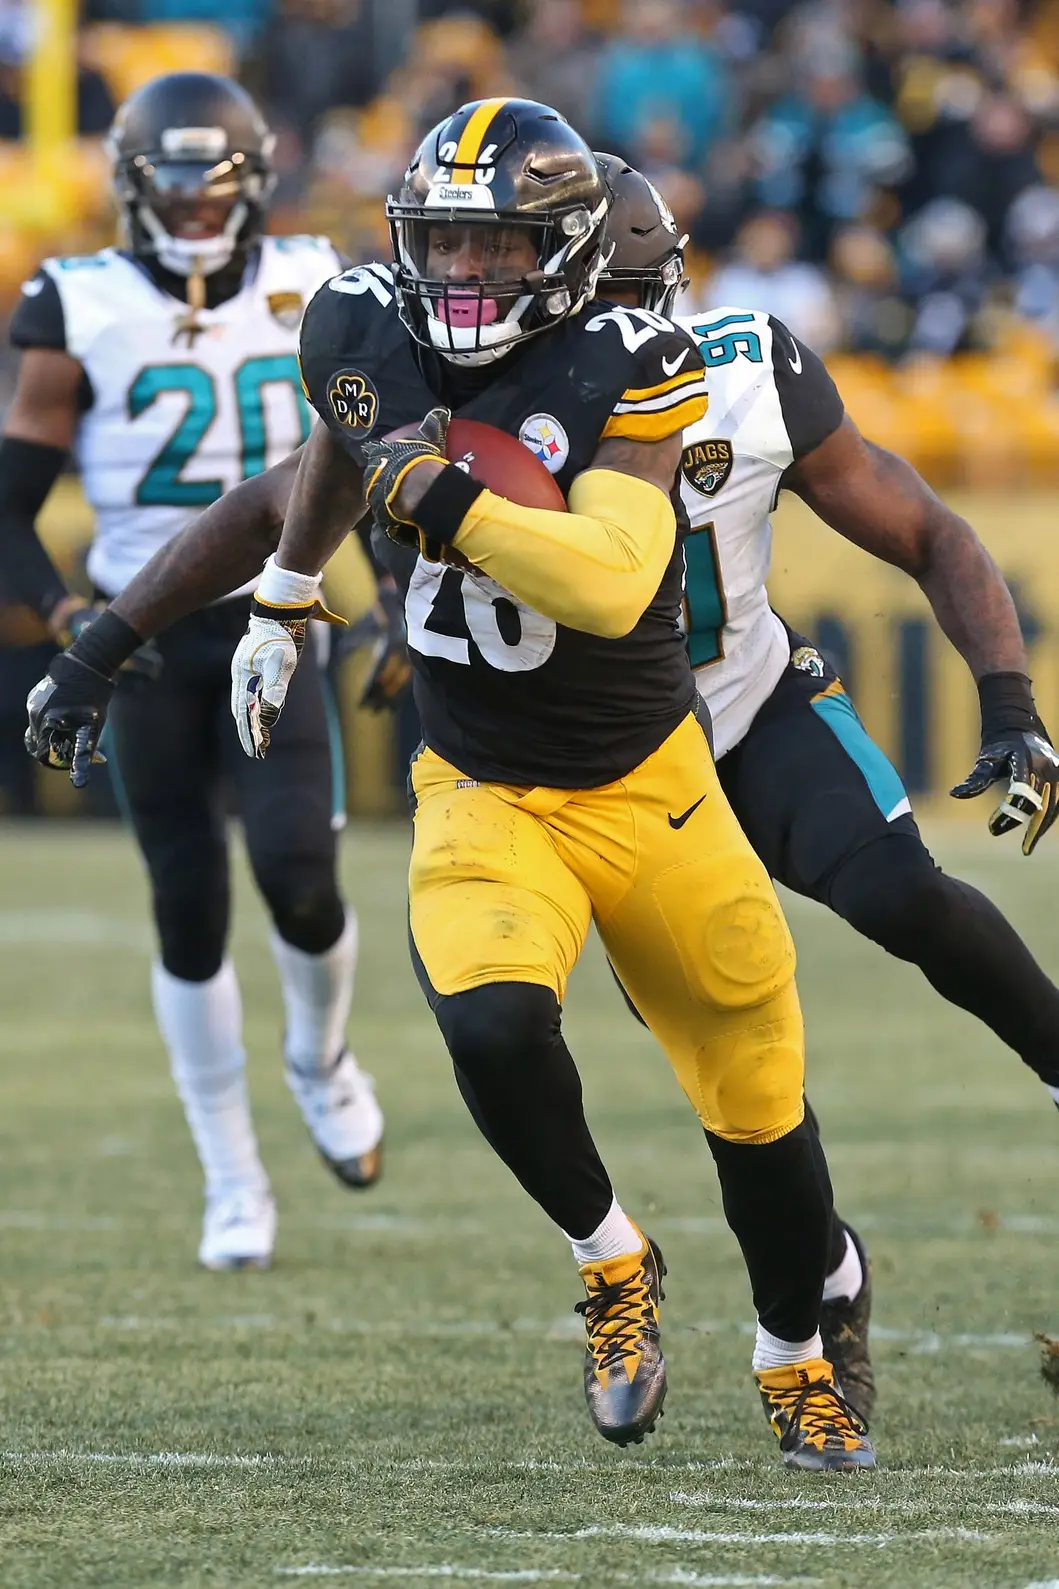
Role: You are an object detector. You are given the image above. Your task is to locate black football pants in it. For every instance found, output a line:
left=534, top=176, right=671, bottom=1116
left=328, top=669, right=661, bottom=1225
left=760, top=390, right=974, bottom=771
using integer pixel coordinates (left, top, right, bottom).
left=106, top=598, right=345, bottom=982
left=717, top=641, right=1059, bottom=1091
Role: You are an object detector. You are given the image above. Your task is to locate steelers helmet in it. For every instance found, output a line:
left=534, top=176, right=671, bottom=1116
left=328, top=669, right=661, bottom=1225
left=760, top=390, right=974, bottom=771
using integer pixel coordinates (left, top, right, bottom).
left=595, top=153, right=687, bottom=317
left=107, top=72, right=276, bottom=279
left=387, top=98, right=609, bottom=365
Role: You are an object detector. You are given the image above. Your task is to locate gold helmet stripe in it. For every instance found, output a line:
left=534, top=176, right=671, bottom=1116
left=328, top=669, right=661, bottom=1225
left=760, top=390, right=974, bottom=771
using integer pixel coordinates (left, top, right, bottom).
left=448, top=97, right=510, bottom=184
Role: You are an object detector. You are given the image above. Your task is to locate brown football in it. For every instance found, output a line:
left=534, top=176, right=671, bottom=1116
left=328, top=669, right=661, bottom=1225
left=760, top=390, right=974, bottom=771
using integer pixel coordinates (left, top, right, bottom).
left=385, top=416, right=567, bottom=511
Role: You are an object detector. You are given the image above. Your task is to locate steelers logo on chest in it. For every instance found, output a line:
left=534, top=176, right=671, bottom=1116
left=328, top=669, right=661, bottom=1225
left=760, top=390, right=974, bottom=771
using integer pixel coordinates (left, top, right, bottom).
left=681, top=438, right=733, bottom=496
left=327, top=368, right=379, bottom=433
left=518, top=412, right=570, bottom=475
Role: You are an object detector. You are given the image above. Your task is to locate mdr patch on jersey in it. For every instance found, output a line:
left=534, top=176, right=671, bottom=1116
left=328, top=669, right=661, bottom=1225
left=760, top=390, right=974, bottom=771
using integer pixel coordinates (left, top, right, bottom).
left=672, top=306, right=844, bottom=758
left=10, top=235, right=344, bottom=594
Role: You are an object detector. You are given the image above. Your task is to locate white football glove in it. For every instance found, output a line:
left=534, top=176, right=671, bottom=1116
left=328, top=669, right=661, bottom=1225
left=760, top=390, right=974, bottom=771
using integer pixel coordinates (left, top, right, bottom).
left=231, top=556, right=344, bottom=759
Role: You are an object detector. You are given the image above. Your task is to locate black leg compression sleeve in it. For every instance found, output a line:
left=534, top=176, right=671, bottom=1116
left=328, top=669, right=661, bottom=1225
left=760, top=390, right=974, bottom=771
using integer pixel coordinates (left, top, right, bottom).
left=706, top=1119, right=834, bottom=1343
left=827, top=832, right=1059, bottom=1089
left=433, top=982, right=615, bottom=1238
left=802, top=1097, right=848, bottom=1275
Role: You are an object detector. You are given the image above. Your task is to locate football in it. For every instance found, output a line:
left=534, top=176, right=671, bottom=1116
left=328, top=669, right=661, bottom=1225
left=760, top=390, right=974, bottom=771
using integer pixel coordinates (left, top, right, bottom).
left=385, top=416, right=567, bottom=511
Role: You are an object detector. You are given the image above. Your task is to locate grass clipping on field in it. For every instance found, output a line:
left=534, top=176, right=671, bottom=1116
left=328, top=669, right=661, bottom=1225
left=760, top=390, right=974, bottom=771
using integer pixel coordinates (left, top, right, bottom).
left=1036, top=1332, right=1059, bottom=1393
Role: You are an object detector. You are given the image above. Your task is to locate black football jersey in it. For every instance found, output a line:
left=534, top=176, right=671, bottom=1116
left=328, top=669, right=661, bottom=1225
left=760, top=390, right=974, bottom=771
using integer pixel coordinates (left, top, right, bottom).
left=298, top=263, right=708, bottom=787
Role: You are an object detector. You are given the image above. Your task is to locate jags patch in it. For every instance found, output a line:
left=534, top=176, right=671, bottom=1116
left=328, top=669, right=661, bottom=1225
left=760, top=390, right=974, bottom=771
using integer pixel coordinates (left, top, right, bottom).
left=268, top=290, right=304, bottom=330
left=327, top=369, right=379, bottom=433
left=681, top=438, right=733, bottom=497
left=791, top=645, right=826, bottom=678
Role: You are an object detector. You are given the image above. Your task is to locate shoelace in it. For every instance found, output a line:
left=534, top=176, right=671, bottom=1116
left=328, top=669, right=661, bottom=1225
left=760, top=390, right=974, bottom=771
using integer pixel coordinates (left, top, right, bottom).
left=769, top=1378, right=868, bottom=1449
left=574, top=1269, right=655, bottom=1370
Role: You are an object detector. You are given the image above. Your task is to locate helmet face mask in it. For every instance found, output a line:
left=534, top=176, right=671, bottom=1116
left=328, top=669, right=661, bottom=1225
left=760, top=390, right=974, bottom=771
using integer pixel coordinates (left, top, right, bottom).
left=108, top=74, right=276, bottom=279
left=595, top=153, right=688, bottom=318
left=388, top=99, right=609, bottom=366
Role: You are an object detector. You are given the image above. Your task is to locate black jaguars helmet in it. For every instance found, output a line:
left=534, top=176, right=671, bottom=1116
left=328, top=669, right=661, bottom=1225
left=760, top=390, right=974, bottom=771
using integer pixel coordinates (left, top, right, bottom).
left=387, top=98, right=609, bottom=366
left=595, top=153, right=687, bottom=317
left=107, top=72, right=275, bottom=279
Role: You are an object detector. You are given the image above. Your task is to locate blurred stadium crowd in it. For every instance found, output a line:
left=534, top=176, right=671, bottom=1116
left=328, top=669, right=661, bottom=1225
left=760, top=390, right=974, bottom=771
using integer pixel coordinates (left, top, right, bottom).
left=0, top=1, right=1055, bottom=473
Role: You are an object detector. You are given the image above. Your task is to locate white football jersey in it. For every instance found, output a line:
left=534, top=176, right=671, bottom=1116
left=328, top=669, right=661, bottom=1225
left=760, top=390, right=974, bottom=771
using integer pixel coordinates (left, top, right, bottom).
left=672, top=306, right=843, bottom=758
left=27, top=236, right=343, bottom=595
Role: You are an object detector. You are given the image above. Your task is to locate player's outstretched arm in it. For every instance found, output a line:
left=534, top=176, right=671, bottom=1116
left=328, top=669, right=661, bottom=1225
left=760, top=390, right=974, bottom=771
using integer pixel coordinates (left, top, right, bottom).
left=368, top=415, right=683, bottom=640
left=26, top=446, right=305, bottom=787
left=786, top=416, right=1026, bottom=678
left=111, top=446, right=304, bottom=639
left=787, top=417, right=1059, bottom=854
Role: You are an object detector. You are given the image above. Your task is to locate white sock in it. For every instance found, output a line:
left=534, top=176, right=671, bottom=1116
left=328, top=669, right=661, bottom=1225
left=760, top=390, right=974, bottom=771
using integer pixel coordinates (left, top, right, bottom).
left=151, top=960, right=268, bottom=1201
left=269, top=912, right=358, bottom=1076
left=822, top=1229, right=864, bottom=1304
left=1047, top=1083, right=1059, bottom=1107
left=565, top=1196, right=643, bottom=1267
left=752, top=1324, right=825, bottom=1371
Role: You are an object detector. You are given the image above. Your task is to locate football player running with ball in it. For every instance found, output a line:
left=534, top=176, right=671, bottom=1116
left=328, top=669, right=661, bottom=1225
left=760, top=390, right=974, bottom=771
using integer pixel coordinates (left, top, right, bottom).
left=12, top=73, right=384, bottom=1271
left=26, top=100, right=876, bottom=1471
left=596, top=154, right=1059, bottom=1419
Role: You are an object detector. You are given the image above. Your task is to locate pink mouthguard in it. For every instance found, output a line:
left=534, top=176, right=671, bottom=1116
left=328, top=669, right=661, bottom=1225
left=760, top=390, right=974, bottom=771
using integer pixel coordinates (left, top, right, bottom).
left=436, top=291, right=499, bottom=328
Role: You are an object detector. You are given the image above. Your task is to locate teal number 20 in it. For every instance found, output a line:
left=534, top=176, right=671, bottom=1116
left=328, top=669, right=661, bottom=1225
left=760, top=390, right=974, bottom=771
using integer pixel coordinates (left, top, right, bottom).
left=129, top=354, right=312, bottom=507
left=690, top=311, right=763, bottom=368
left=683, top=521, right=726, bottom=668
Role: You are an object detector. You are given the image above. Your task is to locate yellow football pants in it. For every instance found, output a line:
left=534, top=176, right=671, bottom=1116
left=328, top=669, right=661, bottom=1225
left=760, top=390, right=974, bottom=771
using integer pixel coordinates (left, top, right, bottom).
left=408, top=711, right=805, bottom=1144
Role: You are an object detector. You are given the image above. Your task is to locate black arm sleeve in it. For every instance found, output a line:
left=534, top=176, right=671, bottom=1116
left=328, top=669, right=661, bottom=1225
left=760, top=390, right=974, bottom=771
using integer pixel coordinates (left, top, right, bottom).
left=769, top=316, right=844, bottom=461
left=0, top=436, right=69, bottom=615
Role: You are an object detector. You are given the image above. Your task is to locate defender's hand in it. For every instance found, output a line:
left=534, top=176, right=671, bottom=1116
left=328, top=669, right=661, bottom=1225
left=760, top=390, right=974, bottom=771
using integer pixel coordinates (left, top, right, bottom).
left=362, top=406, right=450, bottom=555
left=951, top=728, right=1059, bottom=856
left=360, top=583, right=412, bottom=711
left=232, top=556, right=345, bottom=758
left=25, top=651, right=113, bottom=788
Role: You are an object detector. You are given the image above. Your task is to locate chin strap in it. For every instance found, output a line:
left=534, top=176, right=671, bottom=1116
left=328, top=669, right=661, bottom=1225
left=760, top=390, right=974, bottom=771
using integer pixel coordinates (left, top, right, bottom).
left=173, top=264, right=207, bottom=348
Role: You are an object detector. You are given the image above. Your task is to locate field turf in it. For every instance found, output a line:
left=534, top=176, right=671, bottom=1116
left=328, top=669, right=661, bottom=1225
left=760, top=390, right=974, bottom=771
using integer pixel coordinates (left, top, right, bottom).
left=2, top=818, right=1059, bottom=1589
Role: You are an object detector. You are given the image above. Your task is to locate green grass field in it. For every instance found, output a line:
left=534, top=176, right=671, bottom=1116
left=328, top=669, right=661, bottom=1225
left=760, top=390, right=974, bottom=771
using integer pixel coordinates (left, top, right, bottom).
left=3, top=817, right=1059, bottom=1589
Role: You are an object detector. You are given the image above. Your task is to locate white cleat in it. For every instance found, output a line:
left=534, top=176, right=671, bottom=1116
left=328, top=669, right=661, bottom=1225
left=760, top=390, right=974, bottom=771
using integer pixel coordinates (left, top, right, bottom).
left=285, top=1050, right=384, bottom=1190
left=198, top=1187, right=276, bottom=1271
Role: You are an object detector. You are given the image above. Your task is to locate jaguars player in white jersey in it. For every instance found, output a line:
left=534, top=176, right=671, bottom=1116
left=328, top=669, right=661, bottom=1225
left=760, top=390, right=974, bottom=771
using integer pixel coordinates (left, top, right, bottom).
left=597, top=154, right=1059, bottom=1416
left=2, top=74, right=385, bottom=1270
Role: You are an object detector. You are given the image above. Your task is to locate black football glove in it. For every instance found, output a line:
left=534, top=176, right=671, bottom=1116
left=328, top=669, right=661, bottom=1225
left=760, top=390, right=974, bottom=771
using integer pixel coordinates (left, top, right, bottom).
left=360, top=583, right=412, bottom=711
left=25, top=651, right=114, bottom=788
left=57, top=601, right=163, bottom=686
left=950, top=672, right=1059, bottom=856
left=362, top=406, right=451, bottom=560
left=331, top=582, right=412, bottom=711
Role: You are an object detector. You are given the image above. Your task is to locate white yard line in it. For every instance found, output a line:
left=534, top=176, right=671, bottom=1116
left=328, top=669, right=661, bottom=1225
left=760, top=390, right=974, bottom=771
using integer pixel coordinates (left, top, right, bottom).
left=669, top=1494, right=923, bottom=1513
left=276, top=1572, right=579, bottom=1583
left=487, top=1525, right=994, bottom=1547
left=0, top=1450, right=288, bottom=1468
left=276, top=1571, right=809, bottom=1587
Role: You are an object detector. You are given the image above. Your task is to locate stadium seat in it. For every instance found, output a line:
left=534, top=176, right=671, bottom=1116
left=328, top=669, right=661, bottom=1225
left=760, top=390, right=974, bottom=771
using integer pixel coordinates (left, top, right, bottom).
left=82, top=24, right=235, bottom=106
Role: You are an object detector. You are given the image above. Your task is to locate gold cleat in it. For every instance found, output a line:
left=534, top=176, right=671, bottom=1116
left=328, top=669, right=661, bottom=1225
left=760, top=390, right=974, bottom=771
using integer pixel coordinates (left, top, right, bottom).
left=755, top=1357, right=876, bottom=1471
left=575, top=1232, right=666, bottom=1446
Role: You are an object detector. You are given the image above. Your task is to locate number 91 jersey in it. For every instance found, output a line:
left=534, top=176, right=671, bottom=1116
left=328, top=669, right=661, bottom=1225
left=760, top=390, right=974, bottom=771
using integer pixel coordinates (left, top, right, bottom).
left=10, top=236, right=345, bottom=596
left=672, top=307, right=845, bottom=759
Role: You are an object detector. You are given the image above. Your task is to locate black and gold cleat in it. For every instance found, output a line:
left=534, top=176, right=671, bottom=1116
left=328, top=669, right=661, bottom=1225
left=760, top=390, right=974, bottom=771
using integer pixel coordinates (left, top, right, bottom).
left=574, top=1232, right=666, bottom=1446
left=755, top=1357, right=876, bottom=1471
left=820, top=1223, right=875, bottom=1423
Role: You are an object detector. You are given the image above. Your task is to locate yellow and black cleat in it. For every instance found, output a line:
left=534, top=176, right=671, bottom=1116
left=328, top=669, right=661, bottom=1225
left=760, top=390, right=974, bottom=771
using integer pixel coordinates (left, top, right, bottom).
left=820, top=1224, right=875, bottom=1423
left=575, top=1232, right=666, bottom=1446
left=755, top=1357, right=876, bottom=1471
